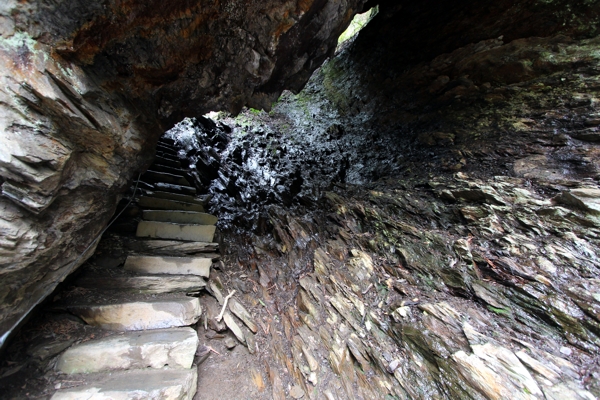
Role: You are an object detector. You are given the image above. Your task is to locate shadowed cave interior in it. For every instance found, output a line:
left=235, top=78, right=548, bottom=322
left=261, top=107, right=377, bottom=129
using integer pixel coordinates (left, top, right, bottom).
left=1, top=0, right=600, bottom=399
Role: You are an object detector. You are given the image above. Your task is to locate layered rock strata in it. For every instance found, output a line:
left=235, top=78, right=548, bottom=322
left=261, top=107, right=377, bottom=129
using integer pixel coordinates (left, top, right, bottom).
left=0, top=0, right=365, bottom=348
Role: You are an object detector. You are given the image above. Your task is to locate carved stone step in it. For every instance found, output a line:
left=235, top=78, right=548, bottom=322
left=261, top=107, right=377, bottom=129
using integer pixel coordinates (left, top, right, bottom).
left=56, top=327, right=198, bottom=374
left=154, top=182, right=196, bottom=195
left=156, top=150, right=179, bottom=159
left=120, top=238, right=218, bottom=255
left=158, top=137, right=176, bottom=147
left=150, top=163, right=191, bottom=176
left=68, top=297, right=202, bottom=331
left=74, top=274, right=207, bottom=293
left=143, top=210, right=217, bottom=225
left=133, top=180, right=156, bottom=191
left=156, top=143, right=178, bottom=155
left=124, top=255, right=212, bottom=278
left=154, top=156, right=182, bottom=168
left=145, top=191, right=208, bottom=206
left=136, top=221, right=215, bottom=242
left=142, top=171, right=191, bottom=187
left=136, top=181, right=197, bottom=195
left=138, top=197, right=205, bottom=212
left=155, top=152, right=181, bottom=162
left=51, top=367, right=197, bottom=400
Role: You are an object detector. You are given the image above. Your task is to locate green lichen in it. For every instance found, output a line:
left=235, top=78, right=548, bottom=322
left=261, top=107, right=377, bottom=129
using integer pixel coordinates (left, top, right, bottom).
left=487, top=305, right=512, bottom=315
left=316, top=59, right=353, bottom=114
left=337, top=6, right=379, bottom=46
left=0, top=31, right=35, bottom=50
left=0, top=31, right=47, bottom=63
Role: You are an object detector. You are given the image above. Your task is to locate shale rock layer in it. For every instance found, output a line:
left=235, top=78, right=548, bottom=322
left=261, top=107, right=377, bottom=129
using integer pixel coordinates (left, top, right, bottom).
left=0, top=0, right=365, bottom=347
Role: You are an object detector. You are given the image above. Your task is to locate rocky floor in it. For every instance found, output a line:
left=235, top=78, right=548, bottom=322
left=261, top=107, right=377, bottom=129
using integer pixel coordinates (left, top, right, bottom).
left=204, top=178, right=600, bottom=399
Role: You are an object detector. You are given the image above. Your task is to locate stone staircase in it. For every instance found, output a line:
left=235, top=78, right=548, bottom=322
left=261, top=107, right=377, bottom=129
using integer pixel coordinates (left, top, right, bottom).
left=50, top=138, right=218, bottom=399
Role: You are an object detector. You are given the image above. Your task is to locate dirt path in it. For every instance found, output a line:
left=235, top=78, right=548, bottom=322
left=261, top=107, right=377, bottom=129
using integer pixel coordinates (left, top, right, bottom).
left=194, top=311, right=267, bottom=400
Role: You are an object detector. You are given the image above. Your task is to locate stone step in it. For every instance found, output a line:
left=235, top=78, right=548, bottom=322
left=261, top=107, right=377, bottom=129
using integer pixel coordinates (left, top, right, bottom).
left=56, top=327, right=198, bottom=374
left=133, top=180, right=156, bottom=191
left=68, top=296, right=202, bottom=331
left=74, top=274, right=207, bottom=293
left=51, top=367, right=197, bottom=400
left=142, top=170, right=191, bottom=187
left=157, top=143, right=179, bottom=155
left=120, top=238, right=218, bottom=255
left=156, top=152, right=181, bottom=163
left=138, top=197, right=205, bottom=212
left=143, top=210, right=217, bottom=225
left=158, top=137, right=176, bottom=147
left=124, top=255, right=212, bottom=278
left=155, top=182, right=197, bottom=195
left=154, top=156, right=182, bottom=168
left=137, top=221, right=216, bottom=242
left=150, top=163, right=191, bottom=176
left=145, top=191, right=208, bottom=206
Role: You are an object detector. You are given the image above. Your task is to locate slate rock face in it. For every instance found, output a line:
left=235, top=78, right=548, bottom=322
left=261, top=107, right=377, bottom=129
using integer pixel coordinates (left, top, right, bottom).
left=0, top=0, right=366, bottom=347
left=0, top=0, right=598, bottom=358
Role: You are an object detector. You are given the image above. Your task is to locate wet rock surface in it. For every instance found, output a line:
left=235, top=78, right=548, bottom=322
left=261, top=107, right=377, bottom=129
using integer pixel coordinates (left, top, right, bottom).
left=149, top=7, right=600, bottom=397
left=193, top=171, right=600, bottom=398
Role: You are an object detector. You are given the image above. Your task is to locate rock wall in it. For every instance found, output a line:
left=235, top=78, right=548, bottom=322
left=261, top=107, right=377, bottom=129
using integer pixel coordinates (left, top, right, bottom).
left=0, top=0, right=366, bottom=348
left=183, top=1, right=600, bottom=397
left=273, top=1, right=600, bottom=397
left=317, top=0, right=600, bottom=187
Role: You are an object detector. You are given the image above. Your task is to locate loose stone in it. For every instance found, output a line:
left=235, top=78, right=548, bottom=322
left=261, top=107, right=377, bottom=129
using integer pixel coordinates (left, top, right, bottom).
left=289, top=385, right=305, bottom=399
left=225, top=336, right=237, bottom=349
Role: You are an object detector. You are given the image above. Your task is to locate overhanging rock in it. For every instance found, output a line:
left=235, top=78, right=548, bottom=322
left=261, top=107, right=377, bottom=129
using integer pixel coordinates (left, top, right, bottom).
left=0, top=0, right=367, bottom=349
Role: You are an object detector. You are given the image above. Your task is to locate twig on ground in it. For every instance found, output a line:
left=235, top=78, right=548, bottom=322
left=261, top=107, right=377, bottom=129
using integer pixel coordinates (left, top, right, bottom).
left=216, top=289, right=236, bottom=322
left=206, top=346, right=222, bottom=355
